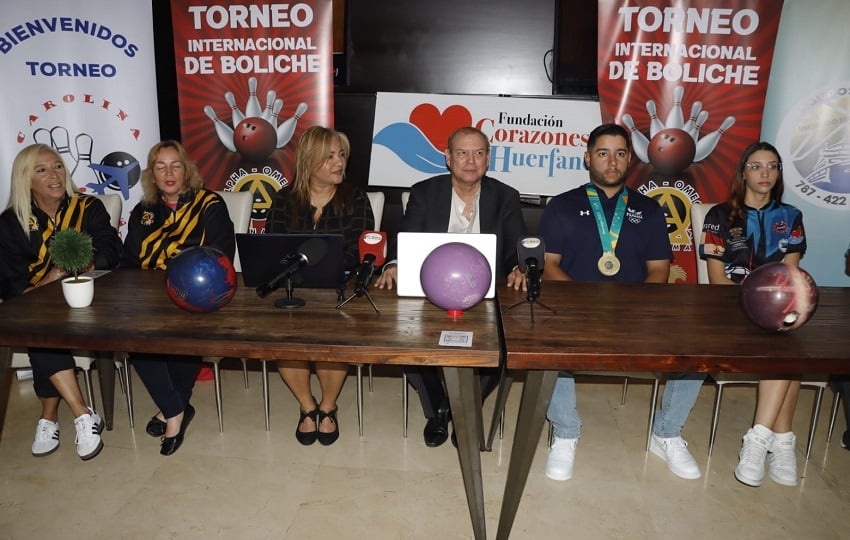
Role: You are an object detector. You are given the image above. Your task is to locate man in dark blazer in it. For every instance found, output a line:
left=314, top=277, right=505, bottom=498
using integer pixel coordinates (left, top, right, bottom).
left=376, top=126, right=527, bottom=447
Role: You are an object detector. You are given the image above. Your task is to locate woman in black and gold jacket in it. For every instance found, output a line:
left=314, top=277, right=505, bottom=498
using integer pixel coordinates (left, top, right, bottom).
left=121, top=140, right=234, bottom=456
left=0, top=143, right=122, bottom=461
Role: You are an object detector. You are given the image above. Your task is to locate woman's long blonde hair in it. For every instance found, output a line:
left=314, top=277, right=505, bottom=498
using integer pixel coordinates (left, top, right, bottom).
left=7, top=144, right=77, bottom=231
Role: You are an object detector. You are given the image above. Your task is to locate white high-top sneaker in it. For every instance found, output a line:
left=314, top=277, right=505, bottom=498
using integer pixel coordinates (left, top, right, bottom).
left=545, top=437, right=578, bottom=481
left=767, top=431, right=798, bottom=486
left=734, top=424, right=774, bottom=487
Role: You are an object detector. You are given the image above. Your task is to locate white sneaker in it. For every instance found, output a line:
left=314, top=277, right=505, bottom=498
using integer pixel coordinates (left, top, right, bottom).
left=73, top=409, right=104, bottom=460
left=735, top=425, right=773, bottom=487
left=545, top=437, right=578, bottom=481
left=768, top=432, right=798, bottom=486
left=32, top=419, right=60, bottom=456
left=649, top=434, right=701, bottom=479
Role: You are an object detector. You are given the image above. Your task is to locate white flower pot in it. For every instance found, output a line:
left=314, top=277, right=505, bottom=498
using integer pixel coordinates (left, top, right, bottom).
left=61, top=276, right=94, bottom=308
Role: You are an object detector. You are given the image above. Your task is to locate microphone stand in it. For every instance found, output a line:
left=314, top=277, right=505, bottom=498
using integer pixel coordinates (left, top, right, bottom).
left=336, top=263, right=381, bottom=314
left=336, top=286, right=380, bottom=314
left=504, top=282, right=556, bottom=325
left=273, top=275, right=306, bottom=308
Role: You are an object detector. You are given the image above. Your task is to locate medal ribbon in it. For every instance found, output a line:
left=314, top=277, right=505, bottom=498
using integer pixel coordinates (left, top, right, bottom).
left=585, top=183, right=627, bottom=254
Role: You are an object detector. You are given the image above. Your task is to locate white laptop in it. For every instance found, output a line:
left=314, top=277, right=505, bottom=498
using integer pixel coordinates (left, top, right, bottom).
left=396, top=232, right=498, bottom=298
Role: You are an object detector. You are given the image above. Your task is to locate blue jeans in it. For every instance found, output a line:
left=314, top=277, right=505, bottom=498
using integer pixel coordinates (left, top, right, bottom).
left=547, top=372, right=705, bottom=440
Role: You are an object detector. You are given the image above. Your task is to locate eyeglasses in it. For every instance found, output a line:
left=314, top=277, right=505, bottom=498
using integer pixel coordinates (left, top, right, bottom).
left=451, top=149, right=488, bottom=161
left=745, top=162, right=781, bottom=172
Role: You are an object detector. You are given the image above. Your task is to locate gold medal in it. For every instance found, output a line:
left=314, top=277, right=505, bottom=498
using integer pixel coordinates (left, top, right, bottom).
left=598, top=252, right=621, bottom=276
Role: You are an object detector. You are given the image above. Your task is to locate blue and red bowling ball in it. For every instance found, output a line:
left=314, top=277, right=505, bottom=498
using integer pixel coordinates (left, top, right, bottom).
left=420, top=242, right=491, bottom=317
left=740, top=262, right=818, bottom=332
left=166, top=246, right=237, bottom=313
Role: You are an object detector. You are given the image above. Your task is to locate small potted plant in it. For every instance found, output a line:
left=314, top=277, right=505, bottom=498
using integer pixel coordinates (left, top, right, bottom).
left=49, top=228, right=95, bottom=307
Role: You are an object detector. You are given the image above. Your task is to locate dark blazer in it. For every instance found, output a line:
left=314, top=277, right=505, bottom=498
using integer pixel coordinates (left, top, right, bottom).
left=395, top=174, right=526, bottom=278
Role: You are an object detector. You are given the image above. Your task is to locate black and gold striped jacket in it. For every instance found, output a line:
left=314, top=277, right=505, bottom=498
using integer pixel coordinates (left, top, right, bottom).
left=0, top=194, right=122, bottom=300
left=120, top=189, right=235, bottom=271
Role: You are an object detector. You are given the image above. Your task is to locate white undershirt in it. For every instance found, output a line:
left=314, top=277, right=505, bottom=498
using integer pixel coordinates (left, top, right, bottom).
left=447, top=188, right=480, bottom=234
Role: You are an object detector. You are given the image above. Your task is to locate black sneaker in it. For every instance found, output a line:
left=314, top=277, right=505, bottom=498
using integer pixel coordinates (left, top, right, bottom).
left=841, top=430, right=849, bottom=451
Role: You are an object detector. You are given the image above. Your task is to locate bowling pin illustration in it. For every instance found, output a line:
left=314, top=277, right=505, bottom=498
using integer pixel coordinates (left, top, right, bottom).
left=622, top=114, right=650, bottom=163
left=33, top=128, right=51, bottom=145
left=204, top=105, right=237, bottom=152
left=50, top=126, right=75, bottom=164
left=261, top=90, right=277, bottom=122
left=664, top=86, right=685, bottom=129
left=72, top=133, right=93, bottom=179
left=245, top=77, right=263, bottom=118
left=225, top=91, right=244, bottom=127
left=269, top=99, right=283, bottom=129
left=276, top=102, right=308, bottom=148
left=694, top=116, right=735, bottom=162
left=682, top=102, right=703, bottom=137
left=689, top=111, right=709, bottom=142
left=645, top=100, right=665, bottom=139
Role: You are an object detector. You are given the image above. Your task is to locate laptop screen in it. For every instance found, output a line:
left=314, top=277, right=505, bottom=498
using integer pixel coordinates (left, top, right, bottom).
left=235, top=233, right=347, bottom=289
left=396, top=232, right=497, bottom=298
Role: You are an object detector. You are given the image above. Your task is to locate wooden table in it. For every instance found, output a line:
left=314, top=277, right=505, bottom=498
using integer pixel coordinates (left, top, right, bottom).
left=0, top=269, right=500, bottom=540
left=494, top=281, right=850, bottom=540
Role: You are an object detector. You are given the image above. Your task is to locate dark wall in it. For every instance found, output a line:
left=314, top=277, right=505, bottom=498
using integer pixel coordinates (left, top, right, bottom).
left=344, top=0, right=556, bottom=96
left=152, top=0, right=592, bottom=233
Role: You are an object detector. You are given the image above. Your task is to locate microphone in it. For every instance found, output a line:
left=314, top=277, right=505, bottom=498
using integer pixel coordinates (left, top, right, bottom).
left=353, top=231, right=387, bottom=296
left=517, top=236, right=545, bottom=301
left=256, top=237, right=328, bottom=298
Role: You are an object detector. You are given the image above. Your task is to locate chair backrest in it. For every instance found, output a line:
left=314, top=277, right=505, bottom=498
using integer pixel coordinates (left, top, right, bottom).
left=401, top=191, right=410, bottom=215
left=215, top=190, right=254, bottom=272
left=366, top=191, right=385, bottom=230
left=92, top=193, right=122, bottom=230
left=690, top=202, right=717, bottom=285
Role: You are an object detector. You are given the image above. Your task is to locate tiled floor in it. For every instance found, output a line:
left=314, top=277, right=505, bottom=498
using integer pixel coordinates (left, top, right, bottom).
left=1, top=365, right=848, bottom=539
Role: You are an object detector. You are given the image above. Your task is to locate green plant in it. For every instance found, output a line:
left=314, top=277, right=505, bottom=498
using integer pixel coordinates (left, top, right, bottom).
left=48, top=229, right=94, bottom=280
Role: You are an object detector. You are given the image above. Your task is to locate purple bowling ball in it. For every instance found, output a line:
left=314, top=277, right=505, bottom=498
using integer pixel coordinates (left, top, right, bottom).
left=740, top=262, right=818, bottom=332
left=420, top=242, right=491, bottom=316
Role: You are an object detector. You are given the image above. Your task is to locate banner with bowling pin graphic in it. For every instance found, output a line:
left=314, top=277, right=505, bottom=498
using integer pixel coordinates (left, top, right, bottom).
left=0, top=0, right=160, bottom=237
left=170, top=1, right=334, bottom=233
left=597, top=0, right=784, bottom=283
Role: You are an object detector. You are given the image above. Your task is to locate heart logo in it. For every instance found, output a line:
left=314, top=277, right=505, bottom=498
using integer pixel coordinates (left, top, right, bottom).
left=409, top=104, right=472, bottom=152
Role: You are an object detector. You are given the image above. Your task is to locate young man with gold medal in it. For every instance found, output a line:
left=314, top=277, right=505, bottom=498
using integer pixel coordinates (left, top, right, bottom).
left=537, top=123, right=705, bottom=483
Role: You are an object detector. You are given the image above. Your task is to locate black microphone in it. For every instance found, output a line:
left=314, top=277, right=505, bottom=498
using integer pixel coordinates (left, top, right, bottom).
left=517, top=236, right=545, bottom=301
left=256, top=237, right=328, bottom=298
left=353, top=231, right=387, bottom=296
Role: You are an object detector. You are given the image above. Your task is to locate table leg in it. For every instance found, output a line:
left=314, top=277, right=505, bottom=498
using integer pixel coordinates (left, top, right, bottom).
left=443, top=366, right=487, bottom=540
left=486, top=369, right=514, bottom=451
left=495, top=369, right=558, bottom=540
left=0, top=347, right=10, bottom=439
left=96, top=353, right=116, bottom=431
